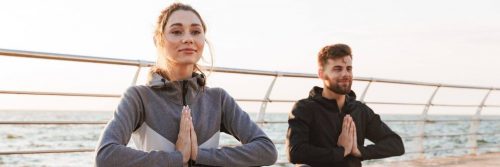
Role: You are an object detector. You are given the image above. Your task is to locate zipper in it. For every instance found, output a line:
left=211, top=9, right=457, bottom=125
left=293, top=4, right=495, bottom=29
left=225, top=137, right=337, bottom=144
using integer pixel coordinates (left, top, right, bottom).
left=182, top=80, right=188, bottom=106
left=182, top=80, right=195, bottom=167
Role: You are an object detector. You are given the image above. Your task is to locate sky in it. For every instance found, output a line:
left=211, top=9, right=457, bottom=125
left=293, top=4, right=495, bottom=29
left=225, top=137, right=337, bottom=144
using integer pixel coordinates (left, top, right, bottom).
left=1, top=0, right=500, bottom=114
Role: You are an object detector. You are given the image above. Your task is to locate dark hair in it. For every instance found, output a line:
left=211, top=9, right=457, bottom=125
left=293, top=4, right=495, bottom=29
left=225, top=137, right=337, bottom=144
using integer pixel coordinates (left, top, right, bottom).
left=317, top=43, right=352, bottom=69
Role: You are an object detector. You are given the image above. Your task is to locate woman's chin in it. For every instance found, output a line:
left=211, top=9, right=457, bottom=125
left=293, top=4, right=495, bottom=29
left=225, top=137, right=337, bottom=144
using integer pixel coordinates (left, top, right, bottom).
left=176, top=60, right=198, bottom=66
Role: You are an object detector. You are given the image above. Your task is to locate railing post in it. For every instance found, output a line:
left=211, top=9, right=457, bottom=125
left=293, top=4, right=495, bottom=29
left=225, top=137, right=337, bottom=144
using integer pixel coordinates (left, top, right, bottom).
left=359, top=79, right=374, bottom=103
left=417, top=85, right=440, bottom=159
left=131, top=66, right=141, bottom=86
left=468, top=88, right=493, bottom=155
left=131, top=61, right=143, bottom=86
left=256, top=73, right=280, bottom=126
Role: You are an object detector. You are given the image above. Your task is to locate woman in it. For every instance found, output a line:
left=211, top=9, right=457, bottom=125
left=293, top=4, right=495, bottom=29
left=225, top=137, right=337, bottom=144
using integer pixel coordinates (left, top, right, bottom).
left=94, top=3, right=277, bottom=167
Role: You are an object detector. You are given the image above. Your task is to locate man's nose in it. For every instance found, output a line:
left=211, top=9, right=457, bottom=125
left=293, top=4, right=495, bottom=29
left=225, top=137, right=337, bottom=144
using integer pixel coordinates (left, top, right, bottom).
left=341, top=69, right=352, bottom=78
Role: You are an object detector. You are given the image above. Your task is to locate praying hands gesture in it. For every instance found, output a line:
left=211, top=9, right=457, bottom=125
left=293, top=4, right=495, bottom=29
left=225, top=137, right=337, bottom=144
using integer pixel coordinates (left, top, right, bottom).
left=176, top=106, right=198, bottom=166
left=337, top=115, right=362, bottom=158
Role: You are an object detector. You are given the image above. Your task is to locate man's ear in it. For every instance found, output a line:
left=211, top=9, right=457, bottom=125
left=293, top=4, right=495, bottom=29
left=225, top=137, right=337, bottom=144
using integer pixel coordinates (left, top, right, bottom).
left=318, top=68, right=324, bottom=79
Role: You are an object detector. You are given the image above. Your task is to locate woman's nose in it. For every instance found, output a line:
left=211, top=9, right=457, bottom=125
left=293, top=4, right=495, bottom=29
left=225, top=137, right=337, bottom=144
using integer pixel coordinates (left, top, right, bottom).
left=181, top=34, right=194, bottom=44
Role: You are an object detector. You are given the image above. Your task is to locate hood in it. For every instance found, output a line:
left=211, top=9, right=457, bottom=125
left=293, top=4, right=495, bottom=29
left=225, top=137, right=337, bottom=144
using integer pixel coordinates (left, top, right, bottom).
left=308, top=86, right=357, bottom=114
left=146, top=71, right=206, bottom=106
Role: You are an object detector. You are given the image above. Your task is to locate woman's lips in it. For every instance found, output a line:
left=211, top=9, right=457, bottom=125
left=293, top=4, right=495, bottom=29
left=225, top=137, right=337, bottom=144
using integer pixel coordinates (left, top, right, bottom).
left=178, top=48, right=197, bottom=53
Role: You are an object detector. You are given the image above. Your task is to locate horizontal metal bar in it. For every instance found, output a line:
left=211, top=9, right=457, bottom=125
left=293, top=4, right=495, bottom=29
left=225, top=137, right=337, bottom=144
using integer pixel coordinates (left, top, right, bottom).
left=4, top=144, right=498, bottom=157
left=366, top=101, right=427, bottom=106
left=223, top=140, right=285, bottom=147
left=2, top=119, right=500, bottom=125
left=0, top=90, right=120, bottom=98
left=432, top=104, right=479, bottom=107
left=0, top=149, right=94, bottom=155
left=402, top=132, right=500, bottom=139
left=255, top=121, right=288, bottom=124
left=352, top=78, right=500, bottom=90
left=403, top=147, right=472, bottom=154
left=477, top=132, right=500, bottom=135
left=230, top=99, right=296, bottom=103
left=0, top=141, right=285, bottom=155
left=2, top=48, right=500, bottom=90
left=0, top=91, right=295, bottom=103
left=0, top=121, right=108, bottom=125
left=426, top=146, right=477, bottom=152
left=0, top=48, right=152, bottom=67
left=2, top=143, right=498, bottom=158
left=0, top=120, right=288, bottom=125
left=384, top=119, right=485, bottom=123
left=211, top=67, right=316, bottom=78
left=404, top=145, right=500, bottom=154
left=1, top=89, right=494, bottom=109
left=367, top=102, right=483, bottom=108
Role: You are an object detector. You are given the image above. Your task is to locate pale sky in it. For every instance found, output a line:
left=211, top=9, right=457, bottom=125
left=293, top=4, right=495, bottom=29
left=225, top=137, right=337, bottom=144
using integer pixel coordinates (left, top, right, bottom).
left=1, top=0, right=500, bottom=114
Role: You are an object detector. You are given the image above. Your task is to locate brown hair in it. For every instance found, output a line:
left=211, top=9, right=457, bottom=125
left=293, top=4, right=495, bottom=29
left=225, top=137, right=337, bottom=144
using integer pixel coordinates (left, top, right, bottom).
left=152, top=3, right=209, bottom=83
left=317, top=43, right=352, bottom=69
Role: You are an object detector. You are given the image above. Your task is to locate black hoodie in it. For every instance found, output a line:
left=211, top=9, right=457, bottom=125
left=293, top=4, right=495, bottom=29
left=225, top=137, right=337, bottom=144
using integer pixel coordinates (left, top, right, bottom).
left=286, top=86, right=404, bottom=166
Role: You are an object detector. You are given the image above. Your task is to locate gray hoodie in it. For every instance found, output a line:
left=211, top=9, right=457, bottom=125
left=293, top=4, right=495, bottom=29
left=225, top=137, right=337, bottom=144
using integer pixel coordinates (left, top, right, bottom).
left=94, top=72, right=277, bottom=167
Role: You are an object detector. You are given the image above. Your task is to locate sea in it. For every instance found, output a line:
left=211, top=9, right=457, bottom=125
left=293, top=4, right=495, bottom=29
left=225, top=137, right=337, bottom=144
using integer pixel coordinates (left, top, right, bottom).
left=1, top=110, right=499, bottom=166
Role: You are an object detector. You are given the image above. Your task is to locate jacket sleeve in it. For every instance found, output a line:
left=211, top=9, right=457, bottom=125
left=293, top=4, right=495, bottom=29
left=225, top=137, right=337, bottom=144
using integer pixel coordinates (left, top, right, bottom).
left=94, top=86, right=184, bottom=167
left=194, top=88, right=278, bottom=166
left=359, top=105, right=405, bottom=160
left=286, top=102, right=346, bottom=164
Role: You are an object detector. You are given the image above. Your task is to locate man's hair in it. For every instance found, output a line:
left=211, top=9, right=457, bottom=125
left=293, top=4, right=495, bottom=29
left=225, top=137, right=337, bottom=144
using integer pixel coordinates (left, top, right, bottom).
left=317, top=43, right=352, bottom=69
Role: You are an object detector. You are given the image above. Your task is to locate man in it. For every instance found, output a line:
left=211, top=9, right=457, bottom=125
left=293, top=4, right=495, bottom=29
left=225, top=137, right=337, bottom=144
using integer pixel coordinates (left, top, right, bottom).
left=286, top=44, right=404, bottom=166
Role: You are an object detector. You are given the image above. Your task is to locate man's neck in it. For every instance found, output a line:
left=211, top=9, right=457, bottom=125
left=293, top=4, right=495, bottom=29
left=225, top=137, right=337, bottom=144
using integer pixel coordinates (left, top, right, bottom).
left=322, top=87, right=346, bottom=111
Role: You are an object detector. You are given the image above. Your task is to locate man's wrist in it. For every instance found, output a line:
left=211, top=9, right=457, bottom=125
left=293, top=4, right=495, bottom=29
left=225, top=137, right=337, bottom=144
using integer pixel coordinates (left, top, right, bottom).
left=341, top=146, right=350, bottom=157
left=352, top=148, right=362, bottom=157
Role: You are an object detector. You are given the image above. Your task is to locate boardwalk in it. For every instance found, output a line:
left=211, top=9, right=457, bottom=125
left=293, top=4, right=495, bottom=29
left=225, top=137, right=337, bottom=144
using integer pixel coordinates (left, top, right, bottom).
left=366, top=153, right=500, bottom=167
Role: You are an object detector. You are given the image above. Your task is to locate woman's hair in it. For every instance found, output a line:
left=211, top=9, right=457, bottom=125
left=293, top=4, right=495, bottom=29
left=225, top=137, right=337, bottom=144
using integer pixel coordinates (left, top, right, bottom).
left=152, top=3, right=213, bottom=84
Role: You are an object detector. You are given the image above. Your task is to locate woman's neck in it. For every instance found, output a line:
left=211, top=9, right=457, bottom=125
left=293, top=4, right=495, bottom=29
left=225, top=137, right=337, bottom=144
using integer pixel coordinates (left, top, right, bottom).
left=164, top=64, right=194, bottom=81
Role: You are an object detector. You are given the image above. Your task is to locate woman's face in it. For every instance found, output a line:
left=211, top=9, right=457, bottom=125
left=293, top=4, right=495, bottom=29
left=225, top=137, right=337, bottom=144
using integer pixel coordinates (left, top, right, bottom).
left=163, top=10, right=205, bottom=65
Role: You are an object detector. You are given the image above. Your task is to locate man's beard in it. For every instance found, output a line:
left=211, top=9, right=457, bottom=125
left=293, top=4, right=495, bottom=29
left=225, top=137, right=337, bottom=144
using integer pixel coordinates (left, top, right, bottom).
left=326, top=81, right=352, bottom=95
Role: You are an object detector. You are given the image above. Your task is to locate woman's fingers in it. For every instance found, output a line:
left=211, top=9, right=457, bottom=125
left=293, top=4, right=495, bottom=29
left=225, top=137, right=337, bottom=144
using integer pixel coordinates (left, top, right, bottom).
left=190, top=117, right=198, bottom=151
left=184, top=107, right=190, bottom=133
left=184, top=107, right=191, bottom=142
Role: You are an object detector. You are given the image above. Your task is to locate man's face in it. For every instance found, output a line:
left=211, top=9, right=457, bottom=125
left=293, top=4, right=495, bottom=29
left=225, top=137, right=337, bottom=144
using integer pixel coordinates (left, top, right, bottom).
left=319, top=56, right=353, bottom=95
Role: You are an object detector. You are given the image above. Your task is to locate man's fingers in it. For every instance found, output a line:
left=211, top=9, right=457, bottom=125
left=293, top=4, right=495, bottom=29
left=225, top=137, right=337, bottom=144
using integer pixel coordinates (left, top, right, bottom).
left=342, top=116, right=348, bottom=131
left=346, top=115, right=352, bottom=135
left=350, top=120, right=355, bottom=138
left=353, top=121, right=357, bottom=142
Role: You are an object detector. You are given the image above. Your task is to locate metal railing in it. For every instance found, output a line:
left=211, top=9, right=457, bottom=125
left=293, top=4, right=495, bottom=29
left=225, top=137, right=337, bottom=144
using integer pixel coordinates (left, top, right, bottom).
left=1, top=48, right=500, bottom=163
